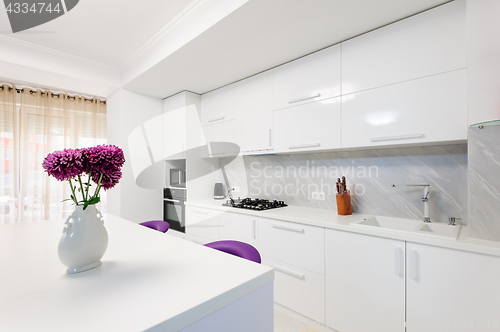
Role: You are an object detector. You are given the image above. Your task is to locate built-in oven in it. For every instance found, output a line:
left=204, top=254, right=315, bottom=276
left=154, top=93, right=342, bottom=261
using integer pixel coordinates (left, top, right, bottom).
left=163, top=187, right=186, bottom=233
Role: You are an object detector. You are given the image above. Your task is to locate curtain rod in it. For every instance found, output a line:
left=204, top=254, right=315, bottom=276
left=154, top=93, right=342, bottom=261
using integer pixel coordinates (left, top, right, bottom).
left=0, top=83, right=106, bottom=105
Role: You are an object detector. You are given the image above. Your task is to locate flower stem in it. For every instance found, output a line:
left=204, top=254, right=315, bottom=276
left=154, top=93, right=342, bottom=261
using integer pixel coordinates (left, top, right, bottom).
left=68, top=179, right=78, bottom=205
left=85, top=171, right=92, bottom=202
left=94, top=173, right=104, bottom=198
left=77, top=175, right=85, bottom=203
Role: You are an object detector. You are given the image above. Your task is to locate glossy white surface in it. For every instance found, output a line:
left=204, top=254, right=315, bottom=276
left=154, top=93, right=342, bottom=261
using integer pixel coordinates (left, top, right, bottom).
left=235, top=71, right=274, bottom=154
left=326, top=229, right=405, bottom=332
left=201, top=120, right=237, bottom=158
left=342, top=0, right=465, bottom=95
left=218, top=212, right=258, bottom=247
left=186, top=200, right=500, bottom=258
left=273, top=97, right=341, bottom=153
left=273, top=45, right=341, bottom=110
left=200, top=84, right=235, bottom=126
left=342, top=70, right=467, bottom=148
left=163, top=95, right=187, bottom=160
left=0, top=214, right=273, bottom=332
left=258, top=218, right=325, bottom=275
left=351, top=216, right=461, bottom=239
left=185, top=206, right=222, bottom=241
left=263, top=256, right=325, bottom=323
left=406, top=242, right=500, bottom=331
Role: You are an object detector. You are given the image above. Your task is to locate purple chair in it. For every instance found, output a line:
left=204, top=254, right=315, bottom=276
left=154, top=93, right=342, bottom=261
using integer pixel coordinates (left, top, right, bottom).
left=139, top=220, right=170, bottom=233
left=204, top=240, right=261, bottom=264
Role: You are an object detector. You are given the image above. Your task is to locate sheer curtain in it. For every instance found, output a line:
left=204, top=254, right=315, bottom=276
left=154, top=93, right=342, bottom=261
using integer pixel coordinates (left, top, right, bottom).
left=0, top=85, right=106, bottom=224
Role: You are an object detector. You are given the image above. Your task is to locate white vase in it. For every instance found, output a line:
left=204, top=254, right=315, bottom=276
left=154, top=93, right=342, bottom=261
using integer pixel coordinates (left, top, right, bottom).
left=58, top=205, right=108, bottom=274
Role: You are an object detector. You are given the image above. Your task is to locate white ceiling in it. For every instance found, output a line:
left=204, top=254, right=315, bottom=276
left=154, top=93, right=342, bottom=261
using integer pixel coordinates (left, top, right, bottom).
left=0, top=0, right=452, bottom=98
left=0, top=0, right=194, bottom=66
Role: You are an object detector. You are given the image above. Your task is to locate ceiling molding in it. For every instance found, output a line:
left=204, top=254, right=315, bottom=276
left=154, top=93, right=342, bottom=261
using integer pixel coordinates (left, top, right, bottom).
left=118, top=0, right=213, bottom=70
left=0, top=34, right=118, bottom=71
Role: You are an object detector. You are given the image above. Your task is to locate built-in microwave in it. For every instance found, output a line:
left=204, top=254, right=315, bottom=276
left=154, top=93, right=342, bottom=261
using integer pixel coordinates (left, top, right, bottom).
left=170, top=169, right=186, bottom=187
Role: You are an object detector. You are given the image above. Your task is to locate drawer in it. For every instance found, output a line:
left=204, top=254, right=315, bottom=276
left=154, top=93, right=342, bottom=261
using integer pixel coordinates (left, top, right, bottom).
left=258, top=218, right=324, bottom=274
left=263, top=257, right=325, bottom=323
left=185, top=207, right=220, bottom=241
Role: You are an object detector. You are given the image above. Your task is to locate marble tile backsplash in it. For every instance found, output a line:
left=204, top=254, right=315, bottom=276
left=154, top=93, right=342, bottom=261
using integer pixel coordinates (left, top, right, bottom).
left=469, top=124, right=500, bottom=241
left=228, top=145, right=468, bottom=225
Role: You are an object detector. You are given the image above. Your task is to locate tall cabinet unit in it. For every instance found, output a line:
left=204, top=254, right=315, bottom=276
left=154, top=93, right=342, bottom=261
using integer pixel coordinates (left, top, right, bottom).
left=234, top=71, right=274, bottom=154
left=406, top=243, right=500, bottom=332
left=325, top=229, right=405, bottom=332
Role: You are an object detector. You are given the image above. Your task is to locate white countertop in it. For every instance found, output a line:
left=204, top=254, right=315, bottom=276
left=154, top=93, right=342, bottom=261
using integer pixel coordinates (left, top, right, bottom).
left=186, top=199, right=500, bottom=258
left=0, top=214, right=273, bottom=332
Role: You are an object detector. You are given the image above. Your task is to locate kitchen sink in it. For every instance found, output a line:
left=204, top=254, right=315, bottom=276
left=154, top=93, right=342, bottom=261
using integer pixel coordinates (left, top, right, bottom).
left=350, top=216, right=461, bottom=239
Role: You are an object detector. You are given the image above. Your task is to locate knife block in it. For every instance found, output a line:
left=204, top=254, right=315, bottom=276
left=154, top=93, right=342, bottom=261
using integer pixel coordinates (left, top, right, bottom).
left=336, top=190, right=352, bottom=216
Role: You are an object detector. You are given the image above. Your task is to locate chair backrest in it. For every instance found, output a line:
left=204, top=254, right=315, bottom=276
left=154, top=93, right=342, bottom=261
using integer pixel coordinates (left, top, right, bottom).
left=139, top=220, right=170, bottom=233
left=204, top=240, right=261, bottom=264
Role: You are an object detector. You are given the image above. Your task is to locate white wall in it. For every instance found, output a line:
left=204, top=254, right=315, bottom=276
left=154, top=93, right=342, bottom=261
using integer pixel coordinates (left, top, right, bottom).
left=106, top=89, right=164, bottom=223
left=467, top=0, right=500, bottom=125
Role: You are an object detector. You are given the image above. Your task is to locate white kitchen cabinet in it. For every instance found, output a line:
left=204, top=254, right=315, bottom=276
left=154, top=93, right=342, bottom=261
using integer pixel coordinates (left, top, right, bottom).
left=274, top=97, right=341, bottom=154
left=185, top=207, right=220, bottom=241
left=263, top=256, right=325, bottom=323
left=201, top=84, right=235, bottom=126
left=325, top=229, right=405, bottom=332
left=341, top=69, right=467, bottom=149
left=258, top=218, right=324, bottom=275
left=201, top=120, right=238, bottom=158
left=218, top=212, right=258, bottom=247
left=273, top=45, right=341, bottom=110
left=342, top=0, right=465, bottom=95
left=163, top=98, right=186, bottom=160
left=235, top=71, right=273, bottom=154
left=406, top=243, right=500, bottom=332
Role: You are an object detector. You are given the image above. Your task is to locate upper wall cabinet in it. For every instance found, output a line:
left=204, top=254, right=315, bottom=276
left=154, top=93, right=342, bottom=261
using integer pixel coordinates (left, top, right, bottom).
left=342, top=69, right=467, bottom=149
left=273, top=45, right=341, bottom=111
left=163, top=96, right=186, bottom=160
left=274, top=97, right=341, bottom=153
left=200, top=84, right=235, bottom=126
left=342, top=0, right=466, bottom=95
left=235, top=71, right=273, bottom=154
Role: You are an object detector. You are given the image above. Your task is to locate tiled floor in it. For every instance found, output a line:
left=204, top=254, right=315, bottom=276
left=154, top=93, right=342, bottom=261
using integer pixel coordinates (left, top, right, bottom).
left=274, top=310, right=321, bottom=332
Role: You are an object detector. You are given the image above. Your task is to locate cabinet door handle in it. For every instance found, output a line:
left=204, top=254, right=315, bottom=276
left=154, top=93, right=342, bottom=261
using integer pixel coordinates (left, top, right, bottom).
left=370, top=134, right=424, bottom=142
left=269, top=129, right=272, bottom=147
left=208, top=116, right=225, bottom=123
left=272, top=265, right=305, bottom=280
left=410, top=249, right=418, bottom=280
left=253, top=219, right=257, bottom=240
left=209, top=152, right=226, bottom=156
left=394, top=247, right=403, bottom=277
left=192, top=210, right=209, bottom=215
left=272, top=223, right=305, bottom=233
left=289, top=143, right=320, bottom=150
left=288, top=93, right=321, bottom=104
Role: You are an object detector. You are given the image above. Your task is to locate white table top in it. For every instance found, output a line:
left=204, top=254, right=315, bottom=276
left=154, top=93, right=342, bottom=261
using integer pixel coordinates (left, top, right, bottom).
left=0, top=214, right=273, bottom=332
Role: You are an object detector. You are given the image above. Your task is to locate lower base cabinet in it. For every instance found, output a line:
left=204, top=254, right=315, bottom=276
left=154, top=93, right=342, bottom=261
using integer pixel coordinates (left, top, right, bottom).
left=325, top=229, right=405, bottom=332
left=262, top=256, right=325, bottom=323
left=406, top=242, right=500, bottom=332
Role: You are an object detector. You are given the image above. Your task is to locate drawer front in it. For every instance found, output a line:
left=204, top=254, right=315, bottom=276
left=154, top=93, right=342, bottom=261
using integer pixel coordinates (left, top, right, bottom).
left=273, top=45, right=341, bottom=110
left=273, top=97, right=341, bottom=154
left=342, top=69, right=467, bottom=149
left=218, top=212, right=258, bottom=248
left=258, top=218, right=324, bottom=274
left=185, top=207, right=220, bottom=241
left=263, top=257, right=325, bottom=323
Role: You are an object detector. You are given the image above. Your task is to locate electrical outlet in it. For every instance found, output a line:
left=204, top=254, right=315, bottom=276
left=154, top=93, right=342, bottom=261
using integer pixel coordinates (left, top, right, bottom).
left=232, top=186, right=240, bottom=193
left=311, top=192, right=325, bottom=200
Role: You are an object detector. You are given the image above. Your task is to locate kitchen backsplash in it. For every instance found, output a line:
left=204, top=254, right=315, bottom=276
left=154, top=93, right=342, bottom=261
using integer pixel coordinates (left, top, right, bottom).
left=468, top=123, right=500, bottom=241
left=223, top=144, right=468, bottom=225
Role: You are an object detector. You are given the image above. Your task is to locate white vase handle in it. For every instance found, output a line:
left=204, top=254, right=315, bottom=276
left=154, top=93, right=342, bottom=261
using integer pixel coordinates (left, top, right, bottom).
left=63, top=211, right=75, bottom=233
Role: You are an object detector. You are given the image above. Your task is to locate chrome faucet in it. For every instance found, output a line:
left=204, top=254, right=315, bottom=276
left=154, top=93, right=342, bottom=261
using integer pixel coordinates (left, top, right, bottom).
left=392, top=184, right=431, bottom=223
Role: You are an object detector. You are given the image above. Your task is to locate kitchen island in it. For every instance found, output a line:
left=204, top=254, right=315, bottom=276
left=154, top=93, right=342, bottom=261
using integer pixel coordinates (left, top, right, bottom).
left=0, top=214, right=274, bottom=332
